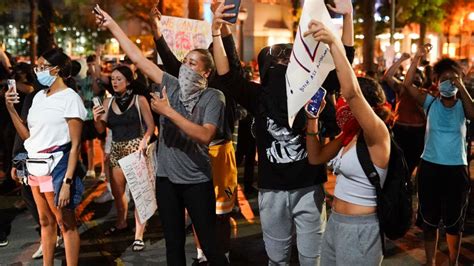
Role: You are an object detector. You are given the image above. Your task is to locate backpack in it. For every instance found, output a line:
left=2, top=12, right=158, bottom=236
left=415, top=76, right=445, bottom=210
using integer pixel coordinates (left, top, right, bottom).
left=356, top=134, right=413, bottom=249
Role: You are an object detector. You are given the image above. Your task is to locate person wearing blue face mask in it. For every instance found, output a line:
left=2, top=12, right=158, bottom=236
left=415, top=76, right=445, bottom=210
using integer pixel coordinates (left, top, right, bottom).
left=404, top=48, right=474, bottom=266
left=4, top=48, right=87, bottom=266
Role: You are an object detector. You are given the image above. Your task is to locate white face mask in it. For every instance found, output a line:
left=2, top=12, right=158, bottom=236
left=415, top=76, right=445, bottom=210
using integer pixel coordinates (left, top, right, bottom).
left=35, top=69, right=57, bottom=87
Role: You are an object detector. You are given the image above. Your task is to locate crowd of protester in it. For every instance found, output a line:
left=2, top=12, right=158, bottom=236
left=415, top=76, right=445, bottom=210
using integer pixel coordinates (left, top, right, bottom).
left=0, top=0, right=473, bottom=265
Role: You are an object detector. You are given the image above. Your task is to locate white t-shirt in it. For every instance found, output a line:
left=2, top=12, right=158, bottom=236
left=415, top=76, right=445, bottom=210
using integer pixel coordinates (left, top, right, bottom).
left=24, top=88, right=87, bottom=154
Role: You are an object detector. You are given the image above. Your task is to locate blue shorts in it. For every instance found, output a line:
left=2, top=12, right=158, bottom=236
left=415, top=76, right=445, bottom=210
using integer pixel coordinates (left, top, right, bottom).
left=51, top=147, right=84, bottom=209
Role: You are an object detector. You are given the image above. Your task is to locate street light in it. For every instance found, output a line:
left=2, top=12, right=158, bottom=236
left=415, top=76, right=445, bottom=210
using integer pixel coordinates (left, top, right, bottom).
left=238, top=7, right=248, bottom=60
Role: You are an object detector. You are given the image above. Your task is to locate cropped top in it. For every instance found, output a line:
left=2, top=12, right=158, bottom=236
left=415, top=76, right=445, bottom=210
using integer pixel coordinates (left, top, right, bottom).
left=332, top=144, right=388, bottom=207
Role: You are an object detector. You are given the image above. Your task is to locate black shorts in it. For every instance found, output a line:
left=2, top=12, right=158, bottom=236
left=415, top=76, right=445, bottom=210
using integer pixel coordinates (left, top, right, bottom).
left=416, top=159, right=471, bottom=234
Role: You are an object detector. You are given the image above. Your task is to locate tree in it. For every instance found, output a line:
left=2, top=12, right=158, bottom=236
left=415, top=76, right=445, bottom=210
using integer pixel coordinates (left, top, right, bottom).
left=397, top=0, right=447, bottom=45
left=37, top=0, right=56, bottom=56
left=354, top=0, right=377, bottom=73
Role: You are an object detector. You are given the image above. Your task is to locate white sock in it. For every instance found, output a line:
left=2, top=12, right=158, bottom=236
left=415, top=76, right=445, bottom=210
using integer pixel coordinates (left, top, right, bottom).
left=197, top=248, right=207, bottom=262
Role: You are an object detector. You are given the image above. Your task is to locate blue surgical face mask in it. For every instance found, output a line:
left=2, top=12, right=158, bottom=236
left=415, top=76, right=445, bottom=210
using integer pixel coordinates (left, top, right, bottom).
left=439, top=80, right=458, bottom=98
left=35, top=69, right=57, bottom=87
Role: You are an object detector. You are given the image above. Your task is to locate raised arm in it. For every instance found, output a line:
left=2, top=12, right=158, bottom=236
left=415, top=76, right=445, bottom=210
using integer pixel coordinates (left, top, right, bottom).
left=382, top=53, right=410, bottom=93
left=94, top=5, right=163, bottom=84
left=403, top=46, right=428, bottom=106
left=304, top=20, right=389, bottom=164
left=150, top=6, right=182, bottom=77
left=327, top=0, right=354, bottom=46
left=212, top=2, right=235, bottom=77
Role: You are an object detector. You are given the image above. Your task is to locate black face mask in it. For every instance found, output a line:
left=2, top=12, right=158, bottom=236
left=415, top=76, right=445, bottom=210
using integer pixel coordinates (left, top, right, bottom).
left=261, top=64, right=306, bottom=130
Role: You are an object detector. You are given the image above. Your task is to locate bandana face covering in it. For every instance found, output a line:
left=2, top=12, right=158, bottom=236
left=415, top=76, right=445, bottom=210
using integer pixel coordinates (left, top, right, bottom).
left=439, top=80, right=458, bottom=98
left=336, top=98, right=360, bottom=146
left=178, top=64, right=208, bottom=114
left=115, top=89, right=134, bottom=112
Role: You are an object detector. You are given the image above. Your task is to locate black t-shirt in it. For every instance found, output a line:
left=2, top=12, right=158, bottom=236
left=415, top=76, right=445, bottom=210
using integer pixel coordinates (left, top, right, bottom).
left=215, top=46, right=355, bottom=190
left=216, top=72, right=326, bottom=190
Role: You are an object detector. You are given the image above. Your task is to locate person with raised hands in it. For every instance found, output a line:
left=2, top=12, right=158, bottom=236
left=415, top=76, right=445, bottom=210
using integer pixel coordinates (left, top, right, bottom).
left=212, top=0, right=356, bottom=264
left=93, top=4, right=228, bottom=265
left=403, top=46, right=474, bottom=266
left=302, top=19, right=391, bottom=265
left=150, top=1, right=240, bottom=264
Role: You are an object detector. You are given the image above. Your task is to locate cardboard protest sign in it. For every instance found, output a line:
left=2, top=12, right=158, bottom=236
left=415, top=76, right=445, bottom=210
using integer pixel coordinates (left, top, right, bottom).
left=119, top=151, right=157, bottom=224
left=286, top=0, right=339, bottom=127
left=159, top=16, right=212, bottom=62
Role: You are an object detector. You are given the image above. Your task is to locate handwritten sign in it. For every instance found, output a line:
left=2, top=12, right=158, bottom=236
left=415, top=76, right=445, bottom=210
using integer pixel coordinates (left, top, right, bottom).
left=286, top=0, right=338, bottom=127
left=159, top=16, right=212, bottom=62
left=118, top=150, right=157, bottom=224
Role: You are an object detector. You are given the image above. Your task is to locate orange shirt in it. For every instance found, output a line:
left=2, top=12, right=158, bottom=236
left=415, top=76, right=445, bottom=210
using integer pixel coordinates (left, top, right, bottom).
left=395, top=91, right=426, bottom=126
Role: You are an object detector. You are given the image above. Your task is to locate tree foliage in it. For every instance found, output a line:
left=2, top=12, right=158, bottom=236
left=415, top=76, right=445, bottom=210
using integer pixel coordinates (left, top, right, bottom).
left=396, top=0, right=447, bottom=33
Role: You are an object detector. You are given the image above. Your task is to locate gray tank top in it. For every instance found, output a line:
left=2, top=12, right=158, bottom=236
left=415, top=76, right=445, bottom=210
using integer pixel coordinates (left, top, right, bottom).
left=331, top=144, right=388, bottom=207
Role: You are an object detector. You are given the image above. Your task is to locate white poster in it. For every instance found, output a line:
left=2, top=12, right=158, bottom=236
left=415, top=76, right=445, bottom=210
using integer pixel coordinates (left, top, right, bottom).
left=118, top=150, right=157, bottom=224
left=286, top=0, right=339, bottom=127
left=158, top=15, right=212, bottom=63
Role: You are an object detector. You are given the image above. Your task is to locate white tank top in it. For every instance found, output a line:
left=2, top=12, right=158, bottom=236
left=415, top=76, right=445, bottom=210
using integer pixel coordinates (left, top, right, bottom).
left=331, top=144, right=388, bottom=207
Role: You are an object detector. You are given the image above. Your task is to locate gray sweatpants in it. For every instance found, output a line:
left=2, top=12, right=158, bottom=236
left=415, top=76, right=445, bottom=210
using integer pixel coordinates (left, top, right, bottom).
left=259, top=185, right=326, bottom=266
left=321, top=210, right=383, bottom=266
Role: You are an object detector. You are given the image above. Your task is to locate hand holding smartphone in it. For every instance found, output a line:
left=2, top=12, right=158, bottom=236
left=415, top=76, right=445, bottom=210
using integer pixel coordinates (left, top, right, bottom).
left=306, top=88, right=327, bottom=117
left=92, top=96, right=105, bottom=115
left=223, top=0, right=241, bottom=24
left=7, top=79, right=20, bottom=104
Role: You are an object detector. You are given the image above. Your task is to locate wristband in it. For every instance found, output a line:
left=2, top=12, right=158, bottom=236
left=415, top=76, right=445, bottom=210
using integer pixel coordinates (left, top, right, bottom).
left=212, top=34, right=221, bottom=37
left=306, top=131, right=319, bottom=136
left=307, top=116, right=319, bottom=120
left=63, top=177, right=73, bottom=185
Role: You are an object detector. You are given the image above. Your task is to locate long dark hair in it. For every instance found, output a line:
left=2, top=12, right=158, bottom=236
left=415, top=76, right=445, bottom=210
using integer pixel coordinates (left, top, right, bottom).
left=40, top=48, right=76, bottom=90
left=358, top=77, right=394, bottom=126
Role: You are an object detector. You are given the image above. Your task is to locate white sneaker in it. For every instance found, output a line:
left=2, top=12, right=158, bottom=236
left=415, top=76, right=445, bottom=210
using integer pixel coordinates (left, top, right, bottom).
left=94, top=183, right=114, bottom=203
left=97, top=173, right=107, bottom=182
left=85, top=170, right=96, bottom=179
left=32, top=244, right=43, bottom=259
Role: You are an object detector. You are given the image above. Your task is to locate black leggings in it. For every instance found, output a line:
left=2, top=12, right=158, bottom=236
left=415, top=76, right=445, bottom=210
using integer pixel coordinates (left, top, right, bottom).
left=156, top=177, right=227, bottom=266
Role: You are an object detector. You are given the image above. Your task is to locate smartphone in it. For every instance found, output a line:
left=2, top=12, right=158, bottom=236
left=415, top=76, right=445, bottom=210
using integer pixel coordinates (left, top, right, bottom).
left=92, top=96, right=102, bottom=107
left=306, top=88, right=327, bottom=117
left=7, top=79, right=16, bottom=93
left=223, top=0, right=241, bottom=24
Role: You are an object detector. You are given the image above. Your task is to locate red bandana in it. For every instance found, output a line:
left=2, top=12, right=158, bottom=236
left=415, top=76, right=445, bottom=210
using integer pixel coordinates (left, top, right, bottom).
left=336, top=98, right=360, bottom=146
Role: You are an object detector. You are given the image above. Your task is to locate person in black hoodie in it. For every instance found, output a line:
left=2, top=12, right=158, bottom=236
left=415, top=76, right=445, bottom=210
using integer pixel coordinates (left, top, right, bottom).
left=212, top=0, right=355, bottom=264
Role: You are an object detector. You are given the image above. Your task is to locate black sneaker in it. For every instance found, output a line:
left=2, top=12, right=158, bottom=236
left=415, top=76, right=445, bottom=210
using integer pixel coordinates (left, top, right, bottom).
left=0, top=234, right=8, bottom=247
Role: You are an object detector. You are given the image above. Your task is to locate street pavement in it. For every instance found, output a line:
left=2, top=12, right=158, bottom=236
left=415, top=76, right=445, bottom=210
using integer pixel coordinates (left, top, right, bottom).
left=1, top=166, right=474, bottom=265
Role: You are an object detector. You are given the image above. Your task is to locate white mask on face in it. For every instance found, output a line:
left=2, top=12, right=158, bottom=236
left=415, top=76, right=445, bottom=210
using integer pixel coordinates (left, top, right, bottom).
left=35, top=69, right=57, bottom=87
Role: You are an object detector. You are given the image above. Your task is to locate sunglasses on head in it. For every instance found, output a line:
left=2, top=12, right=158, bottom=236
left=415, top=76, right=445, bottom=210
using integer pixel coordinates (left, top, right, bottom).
left=267, top=45, right=292, bottom=59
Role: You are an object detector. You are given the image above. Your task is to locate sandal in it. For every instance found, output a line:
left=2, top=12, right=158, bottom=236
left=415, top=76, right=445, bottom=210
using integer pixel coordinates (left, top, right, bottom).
left=104, top=225, right=129, bottom=236
left=132, top=239, right=145, bottom=252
